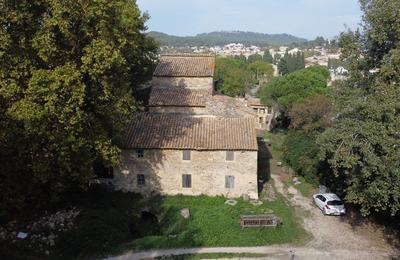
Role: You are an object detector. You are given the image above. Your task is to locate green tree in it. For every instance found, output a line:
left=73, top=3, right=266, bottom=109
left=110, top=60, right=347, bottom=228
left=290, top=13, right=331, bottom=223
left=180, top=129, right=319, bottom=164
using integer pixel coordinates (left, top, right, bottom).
left=289, top=95, right=333, bottom=133
left=260, top=66, right=330, bottom=114
left=283, top=131, right=320, bottom=183
left=313, top=36, right=326, bottom=46
left=278, top=50, right=290, bottom=75
left=263, top=49, right=274, bottom=63
left=278, top=51, right=305, bottom=75
left=0, top=0, right=158, bottom=215
left=282, top=95, right=333, bottom=183
left=248, top=60, right=274, bottom=82
left=215, top=57, right=253, bottom=97
left=317, top=0, right=400, bottom=216
left=247, top=53, right=263, bottom=63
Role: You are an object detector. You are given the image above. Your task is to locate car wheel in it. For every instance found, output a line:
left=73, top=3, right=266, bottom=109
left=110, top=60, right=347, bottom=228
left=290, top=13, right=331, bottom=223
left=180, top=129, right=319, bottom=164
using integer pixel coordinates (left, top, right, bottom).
left=323, top=208, right=328, bottom=215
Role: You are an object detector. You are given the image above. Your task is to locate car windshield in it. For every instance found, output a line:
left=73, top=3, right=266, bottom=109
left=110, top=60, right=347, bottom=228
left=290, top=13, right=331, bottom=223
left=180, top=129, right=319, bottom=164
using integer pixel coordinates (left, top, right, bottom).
left=327, top=200, right=343, bottom=206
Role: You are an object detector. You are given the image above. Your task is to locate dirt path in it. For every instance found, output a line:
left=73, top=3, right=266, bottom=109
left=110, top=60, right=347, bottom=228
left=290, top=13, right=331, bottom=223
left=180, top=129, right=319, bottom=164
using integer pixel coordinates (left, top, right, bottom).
left=107, top=246, right=394, bottom=260
left=107, top=160, right=398, bottom=260
left=269, top=159, right=397, bottom=258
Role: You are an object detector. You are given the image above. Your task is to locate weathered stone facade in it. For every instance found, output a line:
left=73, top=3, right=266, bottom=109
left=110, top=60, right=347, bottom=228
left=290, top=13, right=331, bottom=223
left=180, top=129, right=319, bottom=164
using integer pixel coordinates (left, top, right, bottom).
left=114, top=149, right=258, bottom=199
left=245, top=98, right=276, bottom=131
left=114, top=54, right=259, bottom=200
left=251, top=105, right=275, bottom=131
left=152, top=76, right=214, bottom=93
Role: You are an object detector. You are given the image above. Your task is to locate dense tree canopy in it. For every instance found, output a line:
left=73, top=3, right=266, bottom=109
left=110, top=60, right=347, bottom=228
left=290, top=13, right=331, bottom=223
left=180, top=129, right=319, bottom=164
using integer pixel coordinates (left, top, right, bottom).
left=248, top=60, right=274, bottom=82
left=0, top=0, right=158, bottom=216
left=278, top=51, right=305, bottom=75
left=247, top=53, right=263, bottom=63
left=260, top=66, right=330, bottom=113
left=289, top=95, right=333, bottom=133
left=282, top=131, right=320, bottom=183
left=215, top=56, right=273, bottom=97
left=215, top=57, right=252, bottom=96
left=261, top=66, right=331, bottom=184
left=317, top=0, right=400, bottom=216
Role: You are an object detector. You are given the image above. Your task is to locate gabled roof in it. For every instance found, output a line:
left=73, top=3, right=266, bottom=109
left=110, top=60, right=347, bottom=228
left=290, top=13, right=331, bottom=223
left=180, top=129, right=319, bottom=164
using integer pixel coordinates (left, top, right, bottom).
left=207, top=95, right=256, bottom=118
left=148, top=87, right=207, bottom=107
left=153, top=54, right=215, bottom=77
left=123, top=113, right=258, bottom=151
left=246, top=98, right=264, bottom=106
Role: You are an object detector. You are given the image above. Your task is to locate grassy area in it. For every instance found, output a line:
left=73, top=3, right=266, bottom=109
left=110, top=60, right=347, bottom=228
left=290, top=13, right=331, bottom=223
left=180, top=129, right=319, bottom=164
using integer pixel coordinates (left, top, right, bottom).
left=121, top=194, right=310, bottom=251
left=156, top=253, right=270, bottom=259
left=29, top=187, right=309, bottom=259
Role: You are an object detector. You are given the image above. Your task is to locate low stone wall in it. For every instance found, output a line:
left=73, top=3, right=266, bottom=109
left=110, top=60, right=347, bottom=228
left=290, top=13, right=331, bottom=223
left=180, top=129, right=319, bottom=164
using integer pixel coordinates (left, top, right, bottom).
left=114, top=149, right=258, bottom=199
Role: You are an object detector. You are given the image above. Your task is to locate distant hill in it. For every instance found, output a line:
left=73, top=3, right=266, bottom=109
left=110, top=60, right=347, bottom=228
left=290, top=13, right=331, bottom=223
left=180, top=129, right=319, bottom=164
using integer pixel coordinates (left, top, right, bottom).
left=148, top=31, right=308, bottom=47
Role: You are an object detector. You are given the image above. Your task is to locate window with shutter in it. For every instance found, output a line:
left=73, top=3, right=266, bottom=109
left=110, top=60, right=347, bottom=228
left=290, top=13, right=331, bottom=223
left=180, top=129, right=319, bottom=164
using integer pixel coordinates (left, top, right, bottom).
left=137, top=174, right=145, bottom=186
left=182, top=150, right=191, bottom=160
left=182, top=174, right=192, bottom=188
left=136, top=149, right=144, bottom=158
left=226, top=151, right=234, bottom=161
left=225, top=175, right=235, bottom=188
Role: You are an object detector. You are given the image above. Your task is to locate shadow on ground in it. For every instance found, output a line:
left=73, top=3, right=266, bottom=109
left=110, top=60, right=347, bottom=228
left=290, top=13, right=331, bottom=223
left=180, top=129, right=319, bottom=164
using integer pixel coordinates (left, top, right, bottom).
left=257, top=137, right=272, bottom=194
left=339, top=204, right=400, bottom=252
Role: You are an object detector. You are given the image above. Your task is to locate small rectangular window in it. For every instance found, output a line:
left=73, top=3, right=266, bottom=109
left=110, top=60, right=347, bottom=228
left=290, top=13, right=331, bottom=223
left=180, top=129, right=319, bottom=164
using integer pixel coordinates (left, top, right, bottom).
left=137, top=174, right=145, bottom=186
left=182, top=174, right=192, bottom=188
left=137, top=149, right=144, bottom=158
left=226, top=151, right=234, bottom=161
left=225, top=175, right=235, bottom=188
left=182, top=150, right=191, bottom=161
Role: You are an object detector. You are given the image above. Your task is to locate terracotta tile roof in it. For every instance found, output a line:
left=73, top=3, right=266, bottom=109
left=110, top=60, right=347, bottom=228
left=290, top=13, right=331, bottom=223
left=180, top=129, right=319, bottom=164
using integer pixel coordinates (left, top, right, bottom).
left=153, top=54, right=215, bottom=77
left=206, top=95, right=256, bottom=118
left=247, top=98, right=264, bottom=106
left=123, top=113, right=258, bottom=151
left=148, top=88, right=207, bottom=107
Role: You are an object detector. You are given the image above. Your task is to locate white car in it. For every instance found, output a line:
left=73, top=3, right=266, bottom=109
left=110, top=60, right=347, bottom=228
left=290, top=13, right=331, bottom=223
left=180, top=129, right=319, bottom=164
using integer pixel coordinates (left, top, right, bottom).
left=313, top=193, right=346, bottom=216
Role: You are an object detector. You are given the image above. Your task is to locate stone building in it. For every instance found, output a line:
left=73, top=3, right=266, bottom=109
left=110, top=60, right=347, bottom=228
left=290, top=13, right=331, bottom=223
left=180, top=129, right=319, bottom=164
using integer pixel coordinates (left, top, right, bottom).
left=245, top=98, right=276, bottom=131
left=114, top=54, right=260, bottom=199
left=151, top=54, right=215, bottom=94
left=114, top=113, right=258, bottom=199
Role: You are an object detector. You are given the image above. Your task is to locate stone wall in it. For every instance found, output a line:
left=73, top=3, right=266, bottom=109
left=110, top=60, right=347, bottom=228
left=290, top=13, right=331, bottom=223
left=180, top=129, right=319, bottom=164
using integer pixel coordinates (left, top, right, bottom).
left=114, top=149, right=258, bottom=199
left=152, top=76, right=214, bottom=93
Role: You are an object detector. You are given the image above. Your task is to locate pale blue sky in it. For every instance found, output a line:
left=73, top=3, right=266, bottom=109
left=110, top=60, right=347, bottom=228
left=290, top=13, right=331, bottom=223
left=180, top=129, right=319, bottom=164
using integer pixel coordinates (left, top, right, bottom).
left=136, top=0, right=362, bottom=40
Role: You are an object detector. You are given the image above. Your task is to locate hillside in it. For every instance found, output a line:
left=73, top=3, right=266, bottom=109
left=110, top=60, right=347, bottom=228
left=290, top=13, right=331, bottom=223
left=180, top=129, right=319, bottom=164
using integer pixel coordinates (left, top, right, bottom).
left=148, top=31, right=308, bottom=47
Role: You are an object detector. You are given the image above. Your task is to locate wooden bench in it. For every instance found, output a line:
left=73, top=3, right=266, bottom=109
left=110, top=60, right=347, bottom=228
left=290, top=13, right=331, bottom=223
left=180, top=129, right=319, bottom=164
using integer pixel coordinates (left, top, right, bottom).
left=240, top=214, right=281, bottom=228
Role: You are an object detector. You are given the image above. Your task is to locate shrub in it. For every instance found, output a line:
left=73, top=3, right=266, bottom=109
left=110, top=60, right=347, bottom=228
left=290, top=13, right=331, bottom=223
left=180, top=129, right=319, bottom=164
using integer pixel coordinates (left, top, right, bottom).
left=282, top=131, right=320, bottom=183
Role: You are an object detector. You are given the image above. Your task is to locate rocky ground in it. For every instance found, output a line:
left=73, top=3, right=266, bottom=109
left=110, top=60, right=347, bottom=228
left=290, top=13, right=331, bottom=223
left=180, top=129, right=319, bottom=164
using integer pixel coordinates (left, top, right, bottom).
left=0, top=207, right=80, bottom=255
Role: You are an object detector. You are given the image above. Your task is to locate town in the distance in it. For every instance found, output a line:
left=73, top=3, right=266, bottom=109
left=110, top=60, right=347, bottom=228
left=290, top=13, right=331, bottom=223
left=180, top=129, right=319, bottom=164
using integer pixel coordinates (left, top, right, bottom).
left=154, top=31, right=348, bottom=81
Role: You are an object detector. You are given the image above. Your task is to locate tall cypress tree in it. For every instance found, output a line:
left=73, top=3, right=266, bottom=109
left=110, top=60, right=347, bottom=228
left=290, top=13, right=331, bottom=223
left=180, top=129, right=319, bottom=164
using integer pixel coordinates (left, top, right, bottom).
left=278, top=51, right=289, bottom=75
left=263, top=49, right=274, bottom=63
